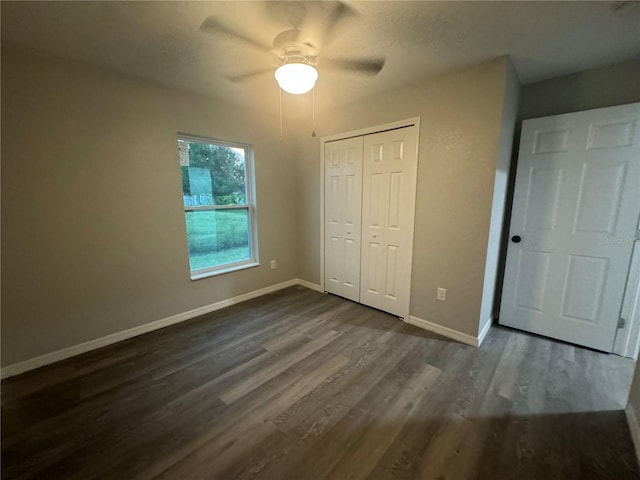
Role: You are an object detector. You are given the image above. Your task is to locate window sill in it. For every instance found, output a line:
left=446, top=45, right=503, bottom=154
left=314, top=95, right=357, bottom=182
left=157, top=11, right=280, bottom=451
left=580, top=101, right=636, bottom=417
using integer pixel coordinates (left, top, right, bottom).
left=190, top=261, right=260, bottom=281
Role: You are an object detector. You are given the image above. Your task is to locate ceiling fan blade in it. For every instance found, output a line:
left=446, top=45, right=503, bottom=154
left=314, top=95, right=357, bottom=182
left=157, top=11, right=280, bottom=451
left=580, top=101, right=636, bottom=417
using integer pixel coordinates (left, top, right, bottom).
left=266, top=1, right=308, bottom=29
left=225, top=68, right=274, bottom=83
left=319, top=57, right=385, bottom=75
left=201, top=16, right=273, bottom=54
left=319, top=1, right=358, bottom=50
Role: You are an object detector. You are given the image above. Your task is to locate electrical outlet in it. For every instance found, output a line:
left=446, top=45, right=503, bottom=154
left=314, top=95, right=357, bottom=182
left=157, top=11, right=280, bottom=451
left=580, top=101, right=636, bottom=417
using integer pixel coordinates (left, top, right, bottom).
left=270, top=259, right=276, bottom=269
left=437, top=288, right=446, bottom=301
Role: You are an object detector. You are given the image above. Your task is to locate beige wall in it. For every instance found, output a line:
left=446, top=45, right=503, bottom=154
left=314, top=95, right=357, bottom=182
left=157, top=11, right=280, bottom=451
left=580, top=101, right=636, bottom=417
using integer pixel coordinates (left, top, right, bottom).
left=1, top=48, right=298, bottom=366
left=295, top=57, right=512, bottom=337
left=0, top=50, right=521, bottom=365
left=520, top=60, right=640, bottom=120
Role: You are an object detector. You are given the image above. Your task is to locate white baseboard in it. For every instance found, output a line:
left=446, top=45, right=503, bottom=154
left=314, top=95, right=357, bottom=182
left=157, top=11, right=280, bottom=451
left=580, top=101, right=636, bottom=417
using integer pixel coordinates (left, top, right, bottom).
left=1, top=278, right=307, bottom=380
left=296, top=278, right=323, bottom=292
left=626, top=404, right=640, bottom=465
left=406, top=315, right=482, bottom=347
left=478, top=316, right=493, bottom=347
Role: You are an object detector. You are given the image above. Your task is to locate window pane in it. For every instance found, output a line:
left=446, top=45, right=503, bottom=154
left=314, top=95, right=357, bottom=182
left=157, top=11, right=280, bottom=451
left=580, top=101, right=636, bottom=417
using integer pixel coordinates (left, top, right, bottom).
left=185, top=209, right=251, bottom=271
left=179, top=140, right=247, bottom=207
left=178, top=135, right=256, bottom=276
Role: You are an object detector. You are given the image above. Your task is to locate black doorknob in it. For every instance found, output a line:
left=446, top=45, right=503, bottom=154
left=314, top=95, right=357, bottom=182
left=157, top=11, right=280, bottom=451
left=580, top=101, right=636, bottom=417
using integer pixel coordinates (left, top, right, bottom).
left=512, top=235, right=522, bottom=243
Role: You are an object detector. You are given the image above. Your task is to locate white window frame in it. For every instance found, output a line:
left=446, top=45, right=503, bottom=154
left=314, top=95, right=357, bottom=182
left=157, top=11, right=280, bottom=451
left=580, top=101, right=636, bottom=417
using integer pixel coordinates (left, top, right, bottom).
left=178, top=133, right=259, bottom=280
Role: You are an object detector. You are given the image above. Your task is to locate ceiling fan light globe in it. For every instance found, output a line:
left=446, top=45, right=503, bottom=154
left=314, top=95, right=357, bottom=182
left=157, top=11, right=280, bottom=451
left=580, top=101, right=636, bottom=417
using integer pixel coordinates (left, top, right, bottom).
left=275, top=63, right=318, bottom=95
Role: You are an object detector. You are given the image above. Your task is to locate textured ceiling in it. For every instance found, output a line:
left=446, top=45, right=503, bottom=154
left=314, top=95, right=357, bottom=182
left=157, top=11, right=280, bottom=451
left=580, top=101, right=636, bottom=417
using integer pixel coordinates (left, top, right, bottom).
left=2, top=1, right=639, bottom=114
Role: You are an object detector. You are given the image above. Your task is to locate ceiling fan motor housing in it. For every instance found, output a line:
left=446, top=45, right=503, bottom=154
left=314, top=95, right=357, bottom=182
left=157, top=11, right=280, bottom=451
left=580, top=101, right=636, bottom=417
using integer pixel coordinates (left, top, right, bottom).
left=273, top=29, right=318, bottom=65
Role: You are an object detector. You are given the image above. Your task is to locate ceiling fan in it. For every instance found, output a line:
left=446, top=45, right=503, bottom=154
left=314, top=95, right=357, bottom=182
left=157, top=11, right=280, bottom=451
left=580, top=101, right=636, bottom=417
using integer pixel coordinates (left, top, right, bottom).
left=200, top=1, right=385, bottom=95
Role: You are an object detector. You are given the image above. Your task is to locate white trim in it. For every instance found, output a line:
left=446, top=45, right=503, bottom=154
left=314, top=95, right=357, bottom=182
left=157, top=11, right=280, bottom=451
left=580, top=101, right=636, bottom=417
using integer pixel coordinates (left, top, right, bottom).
left=319, top=116, right=421, bottom=311
left=406, top=315, right=482, bottom=347
left=478, top=317, right=493, bottom=346
left=626, top=404, right=640, bottom=464
left=190, top=261, right=260, bottom=280
left=321, top=117, right=421, bottom=144
left=1, top=279, right=303, bottom=379
left=296, top=279, right=323, bottom=292
left=613, top=213, right=640, bottom=359
left=320, top=140, right=326, bottom=292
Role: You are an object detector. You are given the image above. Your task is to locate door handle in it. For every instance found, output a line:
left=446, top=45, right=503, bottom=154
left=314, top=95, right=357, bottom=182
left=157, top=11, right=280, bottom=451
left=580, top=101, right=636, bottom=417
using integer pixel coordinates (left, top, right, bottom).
left=511, top=235, right=522, bottom=243
left=373, top=234, right=377, bottom=238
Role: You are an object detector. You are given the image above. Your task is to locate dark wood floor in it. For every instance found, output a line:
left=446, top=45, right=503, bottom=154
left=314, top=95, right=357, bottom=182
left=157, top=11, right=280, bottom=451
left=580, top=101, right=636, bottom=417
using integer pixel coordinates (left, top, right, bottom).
left=2, top=286, right=638, bottom=479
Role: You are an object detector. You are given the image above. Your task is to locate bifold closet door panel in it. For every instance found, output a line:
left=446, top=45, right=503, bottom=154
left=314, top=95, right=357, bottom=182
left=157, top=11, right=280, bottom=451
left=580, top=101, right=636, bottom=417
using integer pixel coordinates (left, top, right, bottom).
left=324, top=136, right=364, bottom=302
left=361, top=126, right=419, bottom=318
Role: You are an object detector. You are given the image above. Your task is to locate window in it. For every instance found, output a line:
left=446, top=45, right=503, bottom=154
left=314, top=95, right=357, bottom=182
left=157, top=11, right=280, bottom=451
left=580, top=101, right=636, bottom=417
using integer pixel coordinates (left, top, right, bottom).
left=177, top=134, right=258, bottom=279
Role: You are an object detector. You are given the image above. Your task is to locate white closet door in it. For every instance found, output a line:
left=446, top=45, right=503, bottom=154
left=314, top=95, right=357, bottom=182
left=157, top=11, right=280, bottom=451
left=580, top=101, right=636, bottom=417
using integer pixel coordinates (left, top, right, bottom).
left=361, top=126, right=419, bottom=318
left=500, top=103, right=640, bottom=351
left=324, top=137, right=364, bottom=302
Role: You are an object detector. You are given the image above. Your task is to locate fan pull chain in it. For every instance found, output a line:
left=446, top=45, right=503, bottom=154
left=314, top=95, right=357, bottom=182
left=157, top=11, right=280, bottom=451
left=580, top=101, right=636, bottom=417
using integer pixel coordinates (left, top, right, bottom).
left=312, top=87, right=316, bottom=138
left=279, top=87, right=283, bottom=143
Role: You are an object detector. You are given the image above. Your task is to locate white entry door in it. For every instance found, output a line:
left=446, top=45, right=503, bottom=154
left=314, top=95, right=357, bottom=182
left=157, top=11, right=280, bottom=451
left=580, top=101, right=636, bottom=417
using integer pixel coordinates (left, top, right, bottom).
left=500, top=103, right=640, bottom=351
left=361, top=126, right=419, bottom=318
left=324, top=137, right=364, bottom=302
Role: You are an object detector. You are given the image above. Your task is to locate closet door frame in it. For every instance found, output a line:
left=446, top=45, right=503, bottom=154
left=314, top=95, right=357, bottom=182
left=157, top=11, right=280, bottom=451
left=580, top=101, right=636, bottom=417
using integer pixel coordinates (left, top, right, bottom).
left=320, top=117, right=421, bottom=318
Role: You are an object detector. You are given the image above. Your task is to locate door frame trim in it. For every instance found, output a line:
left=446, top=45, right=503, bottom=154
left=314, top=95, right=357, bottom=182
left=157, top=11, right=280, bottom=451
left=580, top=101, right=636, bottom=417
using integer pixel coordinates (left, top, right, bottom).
left=613, top=213, right=640, bottom=358
left=320, top=117, right=421, bottom=318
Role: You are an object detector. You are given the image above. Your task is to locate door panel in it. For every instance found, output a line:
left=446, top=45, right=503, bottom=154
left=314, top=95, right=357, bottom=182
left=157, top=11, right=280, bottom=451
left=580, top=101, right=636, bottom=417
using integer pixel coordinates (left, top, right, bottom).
left=533, top=128, right=570, bottom=154
left=360, top=126, right=419, bottom=318
left=573, top=162, right=626, bottom=235
left=369, top=173, right=384, bottom=227
left=388, top=172, right=403, bottom=229
left=500, top=103, right=640, bottom=351
left=385, top=244, right=400, bottom=299
left=523, top=166, right=563, bottom=231
left=514, top=249, right=552, bottom=313
left=587, top=119, right=636, bottom=150
left=324, top=137, right=364, bottom=302
left=365, top=241, right=381, bottom=294
left=561, top=255, right=608, bottom=323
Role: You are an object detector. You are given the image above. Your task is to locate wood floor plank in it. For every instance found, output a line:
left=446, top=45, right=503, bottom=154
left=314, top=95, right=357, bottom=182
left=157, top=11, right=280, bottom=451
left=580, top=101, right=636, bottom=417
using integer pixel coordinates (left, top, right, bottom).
left=227, top=335, right=418, bottom=479
left=324, top=363, right=441, bottom=480
left=2, top=286, right=638, bottom=480
left=219, top=328, right=342, bottom=405
left=150, top=353, right=351, bottom=480
left=486, top=331, right=530, bottom=402
left=364, top=338, right=497, bottom=480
